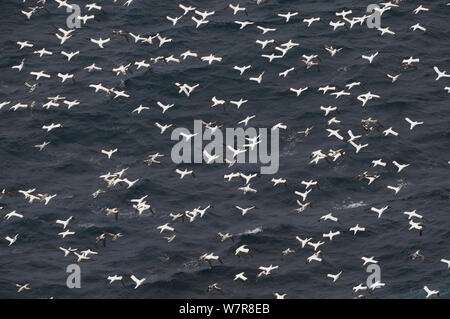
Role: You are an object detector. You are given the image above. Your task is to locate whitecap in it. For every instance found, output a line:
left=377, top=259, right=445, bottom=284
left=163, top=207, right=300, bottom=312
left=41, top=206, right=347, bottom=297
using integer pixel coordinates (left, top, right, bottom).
left=238, top=226, right=263, bottom=236
left=335, top=201, right=366, bottom=209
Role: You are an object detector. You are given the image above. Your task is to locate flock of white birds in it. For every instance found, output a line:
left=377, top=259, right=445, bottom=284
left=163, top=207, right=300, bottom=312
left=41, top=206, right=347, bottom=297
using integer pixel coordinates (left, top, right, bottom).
left=1, top=0, right=449, bottom=299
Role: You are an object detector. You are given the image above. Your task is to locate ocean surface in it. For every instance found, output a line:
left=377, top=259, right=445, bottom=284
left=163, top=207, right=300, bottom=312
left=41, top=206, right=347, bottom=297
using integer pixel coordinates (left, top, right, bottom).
left=0, top=0, right=449, bottom=299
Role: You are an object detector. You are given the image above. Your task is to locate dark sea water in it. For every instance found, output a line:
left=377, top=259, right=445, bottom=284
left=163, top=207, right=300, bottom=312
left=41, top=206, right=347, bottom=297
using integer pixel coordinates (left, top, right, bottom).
left=0, top=0, right=449, bottom=299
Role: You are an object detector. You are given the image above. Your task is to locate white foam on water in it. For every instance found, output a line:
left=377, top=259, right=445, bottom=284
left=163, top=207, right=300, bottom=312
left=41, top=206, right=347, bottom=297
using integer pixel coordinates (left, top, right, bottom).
left=238, top=226, right=263, bottom=236
left=335, top=201, right=367, bottom=209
